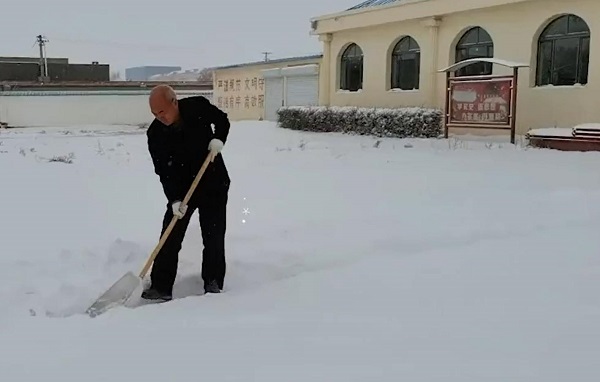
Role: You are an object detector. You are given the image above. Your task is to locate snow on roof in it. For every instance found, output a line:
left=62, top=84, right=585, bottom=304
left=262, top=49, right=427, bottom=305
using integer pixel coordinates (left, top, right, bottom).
left=207, top=54, right=323, bottom=71
left=149, top=68, right=203, bottom=81
left=438, top=58, right=530, bottom=73
left=346, top=0, right=402, bottom=11
left=574, top=123, right=600, bottom=131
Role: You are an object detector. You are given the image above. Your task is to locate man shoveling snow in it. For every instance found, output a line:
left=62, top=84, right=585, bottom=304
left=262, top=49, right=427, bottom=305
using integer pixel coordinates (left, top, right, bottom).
left=144, top=84, right=231, bottom=301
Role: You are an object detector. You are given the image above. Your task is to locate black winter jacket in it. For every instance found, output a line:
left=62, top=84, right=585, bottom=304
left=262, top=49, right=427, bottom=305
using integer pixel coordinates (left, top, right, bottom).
left=147, top=95, right=231, bottom=204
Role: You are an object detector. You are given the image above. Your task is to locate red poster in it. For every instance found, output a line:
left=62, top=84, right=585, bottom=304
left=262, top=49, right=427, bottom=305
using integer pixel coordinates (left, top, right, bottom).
left=449, top=79, right=512, bottom=125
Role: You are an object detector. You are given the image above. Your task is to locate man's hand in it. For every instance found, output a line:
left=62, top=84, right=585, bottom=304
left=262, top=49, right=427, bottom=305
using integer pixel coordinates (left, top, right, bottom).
left=207, top=138, right=224, bottom=162
left=171, top=201, right=188, bottom=219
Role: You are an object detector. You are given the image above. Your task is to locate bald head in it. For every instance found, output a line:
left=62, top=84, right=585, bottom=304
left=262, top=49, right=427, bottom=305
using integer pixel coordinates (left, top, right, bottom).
left=149, top=85, right=180, bottom=126
left=150, top=84, right=176, bottom=103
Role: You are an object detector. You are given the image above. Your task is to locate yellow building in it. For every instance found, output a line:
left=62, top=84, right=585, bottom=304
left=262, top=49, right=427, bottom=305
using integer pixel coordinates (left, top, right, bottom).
left=310, top=0, right=597, bottom=136
left=210, top=55, right=322, bottom=121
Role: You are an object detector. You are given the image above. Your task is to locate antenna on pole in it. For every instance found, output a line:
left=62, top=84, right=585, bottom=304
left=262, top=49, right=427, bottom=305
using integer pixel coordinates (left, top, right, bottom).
left=35, top=34, right=49, bottom=82
left=261, top=52, right=272, bottom=62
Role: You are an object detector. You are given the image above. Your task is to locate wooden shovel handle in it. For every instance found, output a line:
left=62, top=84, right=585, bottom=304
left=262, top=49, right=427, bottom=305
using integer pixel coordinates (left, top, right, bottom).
left=138, top=154, right=213, bottom=278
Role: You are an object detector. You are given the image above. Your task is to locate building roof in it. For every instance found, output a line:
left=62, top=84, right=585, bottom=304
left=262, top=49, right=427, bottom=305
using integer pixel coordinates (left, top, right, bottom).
left=208, top=54, right=323, bottom=71
left=0, top=56, right=69, bottom=64
left=125, top=65, right=182, bottom=70
left=346, top=0, right=401, bottom=11
left=149, top=68, right=205, bottom=81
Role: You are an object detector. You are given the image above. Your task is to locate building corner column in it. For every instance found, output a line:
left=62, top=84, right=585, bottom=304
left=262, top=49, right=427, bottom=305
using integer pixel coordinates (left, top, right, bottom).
left=318, top=33, right=332, bottom=106
left=421, top=17, right=441, bottom=108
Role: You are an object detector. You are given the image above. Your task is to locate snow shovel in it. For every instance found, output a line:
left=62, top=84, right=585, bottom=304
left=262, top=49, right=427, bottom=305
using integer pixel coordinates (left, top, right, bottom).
left=85, top=154, right=213, bottom=318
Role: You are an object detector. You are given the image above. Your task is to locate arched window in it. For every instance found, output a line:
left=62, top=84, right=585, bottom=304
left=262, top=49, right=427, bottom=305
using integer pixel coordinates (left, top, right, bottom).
left=455, top=27, right=494, bottom=77
left=536, top=14, right=590, bottom=86
left=391, top=36, right=420, bottom=90
left=340, top=43, right=363, bottom=91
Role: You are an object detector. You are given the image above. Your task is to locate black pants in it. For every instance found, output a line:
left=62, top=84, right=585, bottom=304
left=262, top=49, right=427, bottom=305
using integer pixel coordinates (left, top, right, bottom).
left=150, top=187, right=228, bottom=294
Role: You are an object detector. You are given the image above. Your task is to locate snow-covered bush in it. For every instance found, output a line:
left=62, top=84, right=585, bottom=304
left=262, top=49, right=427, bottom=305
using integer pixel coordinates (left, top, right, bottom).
left=277, top=106, right=443, bottom=138
left=48, top=153, right=75, bottom=164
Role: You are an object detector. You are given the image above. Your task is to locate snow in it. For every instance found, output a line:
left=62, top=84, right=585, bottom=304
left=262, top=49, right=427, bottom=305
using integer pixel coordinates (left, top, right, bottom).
left=438, top=57, right=529, bottom=73
left=149, top=68, right=203, bottom=81
left=575, top=123, right=600, bottom=129
left=527, top=127, right=574, bottom=137
left=574, top=123, right=600, bottom=131
left=1, top=121, right=600, bottom=381
left=528, top=124, right=600, bottom=138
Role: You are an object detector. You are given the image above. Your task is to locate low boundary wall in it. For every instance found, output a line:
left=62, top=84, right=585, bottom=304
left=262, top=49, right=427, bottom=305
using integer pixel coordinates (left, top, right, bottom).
left=0, top=89, right=213, bottom=127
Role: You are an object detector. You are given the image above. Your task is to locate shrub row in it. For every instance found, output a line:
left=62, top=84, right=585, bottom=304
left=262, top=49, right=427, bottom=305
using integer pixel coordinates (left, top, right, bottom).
left=276, top=106, right=443, bottom=138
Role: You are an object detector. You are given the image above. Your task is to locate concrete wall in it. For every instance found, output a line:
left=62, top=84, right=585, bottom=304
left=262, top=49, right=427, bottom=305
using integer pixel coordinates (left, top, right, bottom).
left=212, top=56, right=322, bottom=121
left=0, top=90, right=213, bottom=127
left=313, top=0, right=600, bottom=135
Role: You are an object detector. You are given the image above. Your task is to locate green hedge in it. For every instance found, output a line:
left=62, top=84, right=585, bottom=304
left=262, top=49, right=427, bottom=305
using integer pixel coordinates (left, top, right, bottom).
left=276, top=106, right=443, bottom=138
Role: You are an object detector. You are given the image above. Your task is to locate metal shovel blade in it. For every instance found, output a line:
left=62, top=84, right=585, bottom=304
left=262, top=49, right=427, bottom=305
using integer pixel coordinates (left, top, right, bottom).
left=85, top=271, right=143, bottom=318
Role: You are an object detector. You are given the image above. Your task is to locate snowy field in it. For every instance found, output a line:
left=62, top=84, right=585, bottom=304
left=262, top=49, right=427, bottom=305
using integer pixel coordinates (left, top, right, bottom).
left=0, top=121, right=599, bottom=381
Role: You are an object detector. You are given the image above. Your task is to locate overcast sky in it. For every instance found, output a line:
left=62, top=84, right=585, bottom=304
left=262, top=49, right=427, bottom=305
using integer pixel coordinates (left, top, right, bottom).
left=0, top=0, right=359, bottom=74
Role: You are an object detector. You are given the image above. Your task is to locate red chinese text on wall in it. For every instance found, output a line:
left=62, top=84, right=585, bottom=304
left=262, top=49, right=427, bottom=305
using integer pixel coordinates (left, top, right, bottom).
left=449, top=79, right=512, bottom=126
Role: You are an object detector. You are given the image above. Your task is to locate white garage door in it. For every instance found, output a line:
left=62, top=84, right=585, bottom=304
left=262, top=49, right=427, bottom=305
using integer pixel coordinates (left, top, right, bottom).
left=265, top=77, right=284, bottom=122
left=286, top=75, right=318, bottom=107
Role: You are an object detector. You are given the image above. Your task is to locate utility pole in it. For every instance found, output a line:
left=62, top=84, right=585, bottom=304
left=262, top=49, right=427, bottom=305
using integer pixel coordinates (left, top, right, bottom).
left=36, top=34, right=49, bottom=81
left=261, top=52, right=272, bottom=62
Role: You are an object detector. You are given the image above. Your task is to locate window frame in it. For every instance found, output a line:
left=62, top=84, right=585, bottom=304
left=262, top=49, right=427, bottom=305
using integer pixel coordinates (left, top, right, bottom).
left=454, top=27, right=494, bottom=77
left=390, top=36, right=421, bottom=90
left=535, top=14, right=590, bottom=87
left=339, top=43, right=364, bottom=92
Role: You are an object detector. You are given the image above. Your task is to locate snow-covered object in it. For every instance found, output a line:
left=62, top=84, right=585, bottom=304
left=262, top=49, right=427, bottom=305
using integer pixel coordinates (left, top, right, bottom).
left=277, top=106, right=443, bottom=138
left=149, top=68, right=204, bottom=81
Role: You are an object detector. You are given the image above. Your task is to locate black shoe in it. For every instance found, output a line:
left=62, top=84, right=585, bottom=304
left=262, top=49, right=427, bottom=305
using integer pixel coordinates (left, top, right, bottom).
left=204, top=280, right=221, bottom=294
left=141, top=287, right=172, bottom=302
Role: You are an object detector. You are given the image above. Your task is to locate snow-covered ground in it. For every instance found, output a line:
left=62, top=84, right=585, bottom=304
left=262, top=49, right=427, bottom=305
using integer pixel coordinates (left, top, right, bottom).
left=0, top=122, right=599, bottom=381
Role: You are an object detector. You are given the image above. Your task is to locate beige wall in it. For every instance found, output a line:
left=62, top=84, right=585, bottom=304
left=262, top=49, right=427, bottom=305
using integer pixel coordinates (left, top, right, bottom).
left=213, top=57, right=322, bottom=121
left=315, top=0, right=600, bottom=135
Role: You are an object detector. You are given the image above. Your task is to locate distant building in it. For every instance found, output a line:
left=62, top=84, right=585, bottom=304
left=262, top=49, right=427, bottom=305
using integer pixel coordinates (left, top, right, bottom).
left=148, top=68, right=207, bottom=82
left=309, top=0, right=600, bottom=136
left=125, top=66, right=182, bottom=81
left=0, top=56, right=109, bottom=82
left=209, top=54, right=322, bottom=121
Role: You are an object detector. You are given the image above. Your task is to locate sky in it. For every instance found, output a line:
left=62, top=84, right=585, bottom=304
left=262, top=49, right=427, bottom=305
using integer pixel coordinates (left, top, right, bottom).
left=0, top=0, right=360, bottom=75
